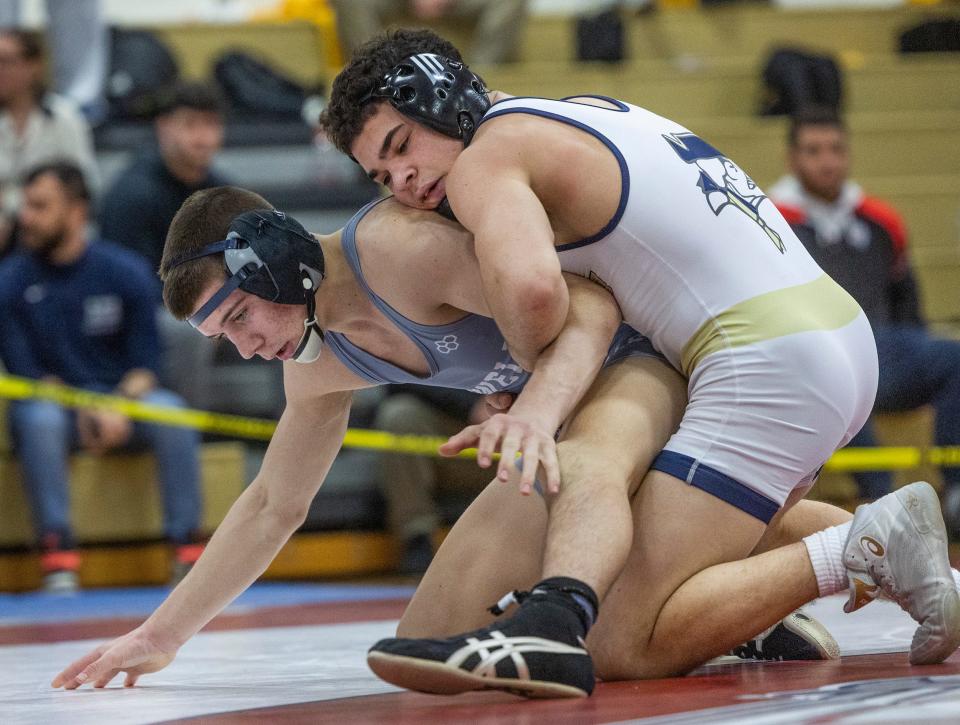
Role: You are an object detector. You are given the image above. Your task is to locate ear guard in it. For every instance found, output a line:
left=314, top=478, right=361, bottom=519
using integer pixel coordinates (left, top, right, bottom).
left=364, top=53, right=490, bottom=145
left=169, top=209, right=326, bottom=363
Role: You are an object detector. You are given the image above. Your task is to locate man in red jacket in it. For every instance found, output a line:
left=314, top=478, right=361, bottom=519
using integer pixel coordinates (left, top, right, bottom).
left=770, top=106, right=960, bottom=531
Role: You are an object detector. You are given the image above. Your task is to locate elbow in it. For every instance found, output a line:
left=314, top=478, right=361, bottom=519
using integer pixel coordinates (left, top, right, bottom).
left=251, top=482, right=310, bottom=535
left=517, top=275, right=567, bottom=326
left=269, top=499, right=310, bottom=534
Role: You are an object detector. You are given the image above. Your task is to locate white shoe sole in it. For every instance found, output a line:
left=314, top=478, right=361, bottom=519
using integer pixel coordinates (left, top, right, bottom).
left=367, top=651, right=589, bottom=699
left=782, top=612, right=840, bottom=660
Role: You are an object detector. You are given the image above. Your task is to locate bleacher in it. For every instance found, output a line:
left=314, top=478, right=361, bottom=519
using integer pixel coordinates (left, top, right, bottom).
left=106, top=5, right=959, bottom=330
left=1, top=3, right=958, bottom=590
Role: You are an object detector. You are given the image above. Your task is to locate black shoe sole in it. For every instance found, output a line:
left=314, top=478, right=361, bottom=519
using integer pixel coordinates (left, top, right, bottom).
left=367, top=651, right=589, bottom=699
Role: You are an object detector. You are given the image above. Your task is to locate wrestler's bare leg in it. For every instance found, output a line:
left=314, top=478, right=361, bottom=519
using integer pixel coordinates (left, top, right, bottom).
left=754, top=497, right=852, bottom=555
left=398, top=355, right=686, bottom=637
left=399, top=355, right=843, bottom=651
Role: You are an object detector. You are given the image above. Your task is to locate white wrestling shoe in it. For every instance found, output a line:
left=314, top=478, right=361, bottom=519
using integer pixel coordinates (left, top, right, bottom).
left=843, top=481, right=960, bottom=664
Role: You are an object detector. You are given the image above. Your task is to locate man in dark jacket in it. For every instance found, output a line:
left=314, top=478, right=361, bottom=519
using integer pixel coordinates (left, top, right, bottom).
left=0, top=161, right=203, bottom=592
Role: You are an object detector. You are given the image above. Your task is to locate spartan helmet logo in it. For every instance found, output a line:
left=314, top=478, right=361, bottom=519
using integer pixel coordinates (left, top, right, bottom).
left=663, top=132, right=785, bottom=254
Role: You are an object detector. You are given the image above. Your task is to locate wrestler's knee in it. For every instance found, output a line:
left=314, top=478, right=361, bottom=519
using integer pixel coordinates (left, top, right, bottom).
left=591, top=638, right=694, bottom=681
left=555, top=439, right=636, bottom=497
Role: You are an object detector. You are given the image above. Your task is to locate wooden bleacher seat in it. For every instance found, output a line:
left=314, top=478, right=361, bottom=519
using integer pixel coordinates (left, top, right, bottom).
left=0, top=442, right=246, bottom=549
left=513, top=6, right=960, bottom=64
left=153, top=20, right=326, bottom=87
left=0, top=399, right=246, bottom=591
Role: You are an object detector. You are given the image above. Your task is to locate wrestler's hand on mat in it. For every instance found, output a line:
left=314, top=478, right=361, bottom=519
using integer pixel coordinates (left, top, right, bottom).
left=52, top=626, right=177, bottom=690
left=440, top=412, right=560, bottom=495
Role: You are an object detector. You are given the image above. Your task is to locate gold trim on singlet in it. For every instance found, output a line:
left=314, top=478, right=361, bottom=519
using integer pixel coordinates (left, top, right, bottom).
left=680, top=274, right=863, bottom=376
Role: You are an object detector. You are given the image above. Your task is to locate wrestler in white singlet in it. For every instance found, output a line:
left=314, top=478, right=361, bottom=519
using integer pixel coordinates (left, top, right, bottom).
left=478, top=97, right=879, bottom=522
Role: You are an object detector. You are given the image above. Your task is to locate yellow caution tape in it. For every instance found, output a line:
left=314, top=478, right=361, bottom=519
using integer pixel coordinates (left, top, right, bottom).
left=0, top=373, right=469, bottom=458
left=823, top=447, right=921, bottom=472
left=1, top=372, right=959, bottom=469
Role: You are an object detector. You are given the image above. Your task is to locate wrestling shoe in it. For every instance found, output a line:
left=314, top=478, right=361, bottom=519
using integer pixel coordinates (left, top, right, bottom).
left=843, top=481, right=960, bottom=664
left=367, top=577, right=596, bottom=698
left=731, top=610, right=839, bottom=661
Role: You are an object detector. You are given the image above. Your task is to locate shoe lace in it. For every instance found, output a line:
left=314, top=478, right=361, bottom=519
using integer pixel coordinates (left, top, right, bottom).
left=487, top=589, right=532, bottom=616
left=868, top=563, right=901, bottom=604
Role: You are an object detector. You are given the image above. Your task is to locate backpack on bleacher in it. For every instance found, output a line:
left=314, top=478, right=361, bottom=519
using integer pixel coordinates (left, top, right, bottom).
left=899, top=19, right=960, bottom=53
left=575, top=9, right=626, bottom=62
left=759, top=48, right=843, bottom=117
left=106, top=28, right=180, bottom=122
left=213, top=51, right=308, bottom=121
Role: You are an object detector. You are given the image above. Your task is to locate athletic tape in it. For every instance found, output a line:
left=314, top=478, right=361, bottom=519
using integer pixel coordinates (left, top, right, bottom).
left=1, top=373, right=958, bottom=469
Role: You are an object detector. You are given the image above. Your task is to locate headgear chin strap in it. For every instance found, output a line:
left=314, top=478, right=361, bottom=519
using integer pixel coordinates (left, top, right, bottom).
left=292, top=314, right=324, bottom=362
left=365, top=53, right=490, bottom=146
left=169, top=209, right=326, bottom=364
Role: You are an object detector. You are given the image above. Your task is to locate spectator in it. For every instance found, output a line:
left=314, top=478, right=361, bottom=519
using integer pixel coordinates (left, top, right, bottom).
left=769, top=106, right=960, bottom=529
left=0, top=161, right=203, bottom=593
left=374, top=386, right=494, bottom=573
left=99, top=81, right=228, bottom=408
left=0, top=28, right=98, bottom=259
left=99, top=81, right=228, bottom=273
left=0, top=1, right=109, bottom=124
left=330, top=0, right=529, bottom=65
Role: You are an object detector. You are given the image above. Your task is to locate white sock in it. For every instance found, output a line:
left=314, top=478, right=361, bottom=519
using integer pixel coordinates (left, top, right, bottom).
left=803, top=521, right=852, bottom=597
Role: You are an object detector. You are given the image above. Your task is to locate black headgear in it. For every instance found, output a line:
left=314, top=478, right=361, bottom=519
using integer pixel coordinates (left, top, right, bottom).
left=169, top=209, right=326, bottom=362
left=366, top=53, right=490, bottom=145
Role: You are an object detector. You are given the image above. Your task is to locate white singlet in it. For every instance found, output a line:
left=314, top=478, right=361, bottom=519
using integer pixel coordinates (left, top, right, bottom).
left=478, top=96, right=879, bottom=522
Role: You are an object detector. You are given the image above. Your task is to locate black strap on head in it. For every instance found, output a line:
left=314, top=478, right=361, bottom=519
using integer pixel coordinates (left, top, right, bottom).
left=168, top=209, right=325, bottom=329
left=365, top=53, right=490, bottom=145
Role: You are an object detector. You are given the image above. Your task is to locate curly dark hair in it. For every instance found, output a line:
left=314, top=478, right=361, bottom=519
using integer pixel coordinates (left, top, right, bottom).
left=320, top=28, right=466, bottom=155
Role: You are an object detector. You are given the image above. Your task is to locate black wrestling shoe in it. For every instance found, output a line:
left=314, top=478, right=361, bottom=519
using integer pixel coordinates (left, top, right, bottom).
left=730, top=610, right=840, bottom=661
left=367, top=577, right=597, bottom=698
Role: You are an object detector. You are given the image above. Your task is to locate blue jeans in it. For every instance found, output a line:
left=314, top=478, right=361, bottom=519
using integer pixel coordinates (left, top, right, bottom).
left=850, top=324, right=960, bottom=500
left=9, top=388, right=202, bottom=549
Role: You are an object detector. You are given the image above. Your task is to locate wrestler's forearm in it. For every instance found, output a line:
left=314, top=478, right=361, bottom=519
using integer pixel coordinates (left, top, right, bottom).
left=138, top=392, right=352, bottom=651
left=481, top=259, right=568, bottom=369
left=139, top=481, right=303, bottom=650
left=509, top=274, right=620, bottom=432
left=453, top=170, right=569, bottom=368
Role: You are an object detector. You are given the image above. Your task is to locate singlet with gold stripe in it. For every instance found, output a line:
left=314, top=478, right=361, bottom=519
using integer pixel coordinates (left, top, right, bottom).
left=477, top=96, right=862, bottom=375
